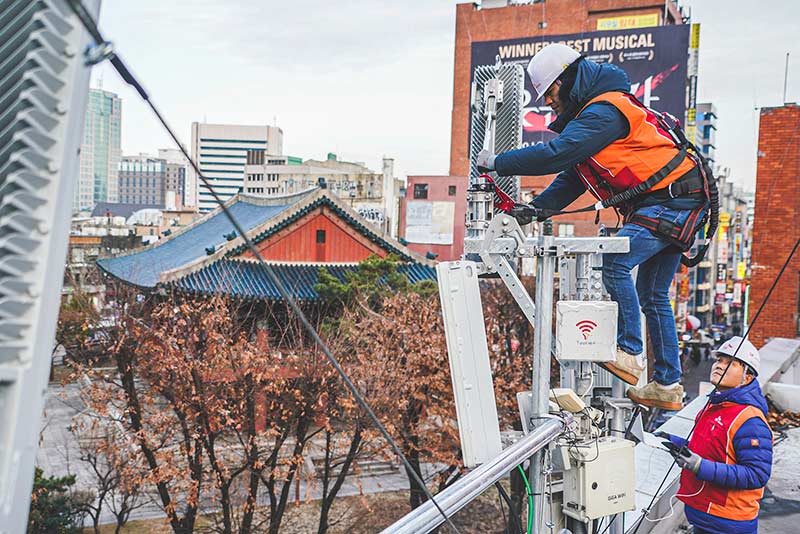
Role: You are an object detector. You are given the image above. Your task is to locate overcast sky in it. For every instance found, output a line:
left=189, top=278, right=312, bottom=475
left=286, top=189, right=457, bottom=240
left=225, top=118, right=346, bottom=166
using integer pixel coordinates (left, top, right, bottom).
left=91, top=0, right=800, bottom=190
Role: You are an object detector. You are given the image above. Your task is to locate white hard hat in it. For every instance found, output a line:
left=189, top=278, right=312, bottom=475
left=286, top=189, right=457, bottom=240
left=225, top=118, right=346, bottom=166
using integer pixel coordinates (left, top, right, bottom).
left=715, top=336, right=760, bottom=375
left=527, top=43, right=581, bottom=100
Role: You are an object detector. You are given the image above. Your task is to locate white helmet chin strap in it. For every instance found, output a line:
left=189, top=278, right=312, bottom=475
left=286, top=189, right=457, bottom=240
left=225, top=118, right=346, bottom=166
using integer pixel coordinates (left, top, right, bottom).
left=739, top=364, right=754, bottom=387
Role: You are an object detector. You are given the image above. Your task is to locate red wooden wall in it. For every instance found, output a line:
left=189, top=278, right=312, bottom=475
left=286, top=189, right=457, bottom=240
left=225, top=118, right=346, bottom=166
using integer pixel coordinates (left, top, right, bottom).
left=238, top=206, right=388, bottom=263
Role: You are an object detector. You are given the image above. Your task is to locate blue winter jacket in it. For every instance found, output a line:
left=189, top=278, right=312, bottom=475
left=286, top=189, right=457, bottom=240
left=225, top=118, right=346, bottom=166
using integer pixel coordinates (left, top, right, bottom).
left=666, top=379, right=773, bottom=534
left=494, top=58, right=701, bottom=211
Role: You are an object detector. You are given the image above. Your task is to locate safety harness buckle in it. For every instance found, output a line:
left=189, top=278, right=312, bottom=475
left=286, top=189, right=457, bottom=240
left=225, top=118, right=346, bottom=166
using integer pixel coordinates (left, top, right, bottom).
left=656, top=218, right=679, bottom=238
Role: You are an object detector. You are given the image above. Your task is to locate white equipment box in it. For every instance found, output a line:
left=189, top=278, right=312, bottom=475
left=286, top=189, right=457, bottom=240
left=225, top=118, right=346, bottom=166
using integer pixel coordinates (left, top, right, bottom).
left=562, top=437, right=636, bottom=522
left=555, top=301, right=617, bottom=362
left=437, top=261, right=502, bottom=467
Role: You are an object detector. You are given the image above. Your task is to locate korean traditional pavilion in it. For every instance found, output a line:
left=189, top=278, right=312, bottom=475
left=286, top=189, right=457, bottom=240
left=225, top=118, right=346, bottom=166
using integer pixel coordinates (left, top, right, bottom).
left=97, top=187, right=437, bottom=300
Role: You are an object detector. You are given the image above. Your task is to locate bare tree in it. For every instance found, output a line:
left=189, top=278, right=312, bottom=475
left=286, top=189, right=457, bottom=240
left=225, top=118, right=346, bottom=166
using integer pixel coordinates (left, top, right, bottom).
left=71, top=285, right=346, bottom=534
left=69, top=421, right=146, bottom=534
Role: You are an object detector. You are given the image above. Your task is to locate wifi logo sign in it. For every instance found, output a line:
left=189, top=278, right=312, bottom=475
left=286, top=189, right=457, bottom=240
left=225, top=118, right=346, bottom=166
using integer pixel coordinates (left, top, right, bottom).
left=576, top=320, right=598, bottom=340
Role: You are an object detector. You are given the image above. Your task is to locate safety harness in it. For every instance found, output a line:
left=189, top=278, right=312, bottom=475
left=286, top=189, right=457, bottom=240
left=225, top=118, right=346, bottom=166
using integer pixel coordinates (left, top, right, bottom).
left=489, top=95, right=720, bottom=267
left=623, top=107, right=719, bottom=267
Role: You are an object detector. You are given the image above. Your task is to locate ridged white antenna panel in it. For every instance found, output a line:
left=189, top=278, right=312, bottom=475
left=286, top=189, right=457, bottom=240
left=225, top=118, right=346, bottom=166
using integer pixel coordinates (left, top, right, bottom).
left=0, top=1, right=97, bottom=531
left=469, top=64, right=524, bottom=201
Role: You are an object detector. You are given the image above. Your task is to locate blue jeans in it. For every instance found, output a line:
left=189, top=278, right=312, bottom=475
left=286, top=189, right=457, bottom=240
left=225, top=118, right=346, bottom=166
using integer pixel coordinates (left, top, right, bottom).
left=602, top=205, right=703, bottom=386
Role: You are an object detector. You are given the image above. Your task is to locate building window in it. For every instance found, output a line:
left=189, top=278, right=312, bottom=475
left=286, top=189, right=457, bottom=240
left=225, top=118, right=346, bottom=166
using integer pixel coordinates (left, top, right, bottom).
left=413, top=183, right=428, bottom=199
left=246, top=150, right=265, bottom=165
left=448, top=185, right=457, bottom=196
left=558, top=224, right=575, bottom=237
left=316, top=230, right=326, bottom=244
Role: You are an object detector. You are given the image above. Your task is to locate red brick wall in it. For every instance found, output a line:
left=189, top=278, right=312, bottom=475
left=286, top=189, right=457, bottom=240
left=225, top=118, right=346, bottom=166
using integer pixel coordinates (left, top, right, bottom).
left=749, top=105, right=800, bottom=346
left=399, top=175, right=468, bottom=261
left=450, top=1, right=679, bottom=236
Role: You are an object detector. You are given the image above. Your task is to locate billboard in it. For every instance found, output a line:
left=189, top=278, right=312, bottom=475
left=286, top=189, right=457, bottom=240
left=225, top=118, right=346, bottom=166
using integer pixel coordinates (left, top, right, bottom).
left=470, top=25, right=691, bottom=148
left=596, top=14, right=659, bottom=31
left=685, top=23, right=701, bottom=142
left=405, top=201, right=455, bottom=245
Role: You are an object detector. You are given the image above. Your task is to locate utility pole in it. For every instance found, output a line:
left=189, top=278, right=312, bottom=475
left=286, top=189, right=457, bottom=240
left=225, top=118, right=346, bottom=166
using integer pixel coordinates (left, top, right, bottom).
left=784, top=52, right=790, bottom=104
left=531, top=219, right=556, bottom=534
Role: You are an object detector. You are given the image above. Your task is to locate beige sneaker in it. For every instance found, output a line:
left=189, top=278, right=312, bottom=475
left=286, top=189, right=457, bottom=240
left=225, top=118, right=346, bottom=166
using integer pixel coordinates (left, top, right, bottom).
left=627, top=381, right=684, bottom=411
left=599, top=348, right=645, bottom=385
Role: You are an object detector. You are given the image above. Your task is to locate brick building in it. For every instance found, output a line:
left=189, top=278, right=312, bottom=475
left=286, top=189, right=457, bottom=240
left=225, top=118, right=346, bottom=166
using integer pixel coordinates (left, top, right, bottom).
left=449, top=0, right=685, bottom=236
left=398, top=175, right=468, bottom=261
left=749, top=104, right=800, bottom=346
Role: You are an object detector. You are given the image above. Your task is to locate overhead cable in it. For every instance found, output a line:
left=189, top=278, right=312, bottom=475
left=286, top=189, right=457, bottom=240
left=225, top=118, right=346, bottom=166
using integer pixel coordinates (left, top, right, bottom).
left=64, top=1, right=461, bottom=532
left=629, top=236, right=800, bottom=534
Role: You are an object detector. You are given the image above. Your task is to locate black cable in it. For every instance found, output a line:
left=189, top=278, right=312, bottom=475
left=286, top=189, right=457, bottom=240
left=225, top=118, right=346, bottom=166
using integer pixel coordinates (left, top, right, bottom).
left=629, top=236, right=800, bottom=534
left=497, top=490, right=509, bottom=534
left=64, top=2, right=461, bottom=532
left=596, top=512, right=616, bottom=534
left=495, top=481, right=525, bottom=534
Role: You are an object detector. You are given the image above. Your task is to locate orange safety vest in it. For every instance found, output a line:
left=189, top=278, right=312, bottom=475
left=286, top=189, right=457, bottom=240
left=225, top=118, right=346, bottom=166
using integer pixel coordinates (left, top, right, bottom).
left=678, top=402, right=773, bottom=521
left=573, top=92, right=696, bottom=207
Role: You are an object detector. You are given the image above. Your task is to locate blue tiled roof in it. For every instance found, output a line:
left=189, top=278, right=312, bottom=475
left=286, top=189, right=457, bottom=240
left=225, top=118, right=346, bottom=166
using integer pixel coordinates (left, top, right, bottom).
left=172, top=260, right=437, bottom=301
left=97, top=200, right=296, bottom=288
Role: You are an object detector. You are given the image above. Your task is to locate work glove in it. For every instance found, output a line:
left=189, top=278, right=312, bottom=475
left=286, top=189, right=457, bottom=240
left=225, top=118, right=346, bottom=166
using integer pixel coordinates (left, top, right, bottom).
left=509, top=203, right=552, bottom=225
left=663, top=443, right=702, bottom=474
left=509, top=203, right=536, bottom=226
left=674, top=449, right=702, bottom=473
left=476, top=149, right=496, bottom=173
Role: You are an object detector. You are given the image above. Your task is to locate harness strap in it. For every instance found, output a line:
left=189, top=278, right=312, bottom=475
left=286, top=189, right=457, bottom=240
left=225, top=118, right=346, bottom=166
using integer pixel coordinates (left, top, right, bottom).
left=519, top=149, right=691, bottom=219
left=625, top=204, right=706, bottom=252
left=599, top=149, right=688, bottom=209
left=642, top=169, right=706, bottom=202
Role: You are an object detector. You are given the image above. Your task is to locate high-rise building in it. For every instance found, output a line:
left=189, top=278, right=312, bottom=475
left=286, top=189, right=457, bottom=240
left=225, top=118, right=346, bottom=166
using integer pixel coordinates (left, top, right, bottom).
left=74, top=88, right=122, bottom=212
left=712, top=174, right=753, bottom=331
left=118, top=155, right=168, bottom=206
left=158, top=148, right=190, bottom=208
left=694, top=103, right=717, bottom=166
left=190, top=123, right=283, bottom=212
left=119, top=155, right=185, bottom=208
left=164, top=162, right=185, bottom=208
left=677, top=102, right=719, bottom=329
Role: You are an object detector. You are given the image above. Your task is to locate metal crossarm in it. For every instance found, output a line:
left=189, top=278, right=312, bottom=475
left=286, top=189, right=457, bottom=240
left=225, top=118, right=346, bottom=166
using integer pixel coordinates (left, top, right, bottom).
left=381, top=415, right=567, bottom=534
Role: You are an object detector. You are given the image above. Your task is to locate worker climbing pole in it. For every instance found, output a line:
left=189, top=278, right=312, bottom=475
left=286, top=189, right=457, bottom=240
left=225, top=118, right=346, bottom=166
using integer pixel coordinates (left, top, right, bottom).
left=478, top=43, right=719, bottom=414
